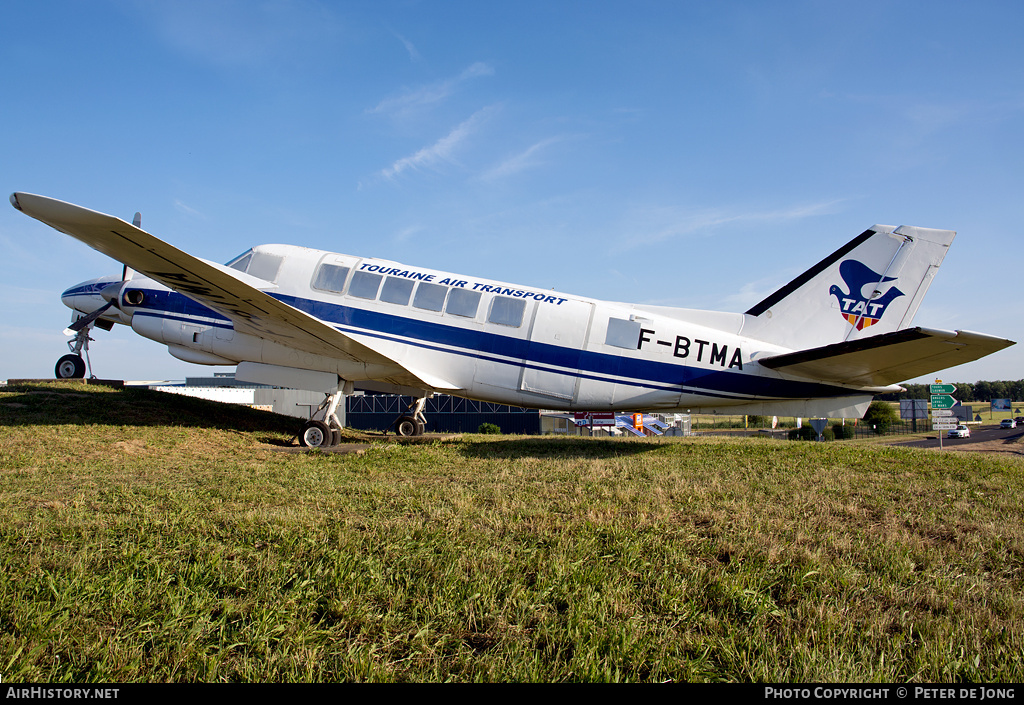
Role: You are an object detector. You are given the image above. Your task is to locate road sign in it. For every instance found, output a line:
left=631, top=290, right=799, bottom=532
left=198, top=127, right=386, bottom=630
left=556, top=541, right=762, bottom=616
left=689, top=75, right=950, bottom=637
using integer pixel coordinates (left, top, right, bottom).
left=930, top=384, right=956, bottom=395
left=933, top=423, right=958, bottom=430
left=931, top=395, right=957, bottom=409
left=809, top=418, right=829, bottom=439
left=932, top=409, right=955, bottom=417
left=900, top=399, right=928, bottom=420
left=574, top=412, right=615, bottom=426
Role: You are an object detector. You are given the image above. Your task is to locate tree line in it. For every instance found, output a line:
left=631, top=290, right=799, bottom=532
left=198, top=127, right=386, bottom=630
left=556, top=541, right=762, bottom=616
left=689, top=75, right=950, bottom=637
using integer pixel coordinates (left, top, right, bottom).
left=875, top=380, right=1024, bottom=403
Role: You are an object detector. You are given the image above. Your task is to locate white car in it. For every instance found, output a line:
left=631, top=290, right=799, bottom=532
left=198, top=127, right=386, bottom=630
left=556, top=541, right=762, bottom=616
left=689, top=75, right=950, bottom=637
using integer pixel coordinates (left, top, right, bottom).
left=947, top=425, right=971, bottom=438
left=1000, top=419, right=1017, bottom=429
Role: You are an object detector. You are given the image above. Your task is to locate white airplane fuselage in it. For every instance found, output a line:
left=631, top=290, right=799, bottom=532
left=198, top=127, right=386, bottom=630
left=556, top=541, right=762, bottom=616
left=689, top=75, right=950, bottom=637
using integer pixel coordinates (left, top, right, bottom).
left=61, top=243, right=878, bottom=418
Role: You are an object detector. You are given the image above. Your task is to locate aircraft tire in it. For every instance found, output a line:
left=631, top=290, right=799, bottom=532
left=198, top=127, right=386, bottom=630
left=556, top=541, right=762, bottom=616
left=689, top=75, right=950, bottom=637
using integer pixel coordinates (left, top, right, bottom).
left=330, top=428, right=341, bottom=446
left=299, top=420, right=333, bottom=448
left=395, top=415, right=421, bottom=437
left=55, top=354, right=86, bottom=379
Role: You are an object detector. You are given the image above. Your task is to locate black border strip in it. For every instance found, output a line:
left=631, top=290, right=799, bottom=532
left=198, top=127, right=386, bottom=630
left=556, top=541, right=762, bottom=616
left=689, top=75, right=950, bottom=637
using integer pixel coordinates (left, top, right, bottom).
left=745, top=228, right=877, bottom=317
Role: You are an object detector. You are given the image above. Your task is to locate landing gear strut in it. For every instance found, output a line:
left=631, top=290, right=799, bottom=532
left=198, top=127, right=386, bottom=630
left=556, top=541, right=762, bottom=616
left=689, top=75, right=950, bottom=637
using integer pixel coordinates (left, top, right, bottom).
left=55, top=324, right=96, bottom=379
left=393, top=396, right=428, bottom=437
left=298, top=381, right=351, bottom=449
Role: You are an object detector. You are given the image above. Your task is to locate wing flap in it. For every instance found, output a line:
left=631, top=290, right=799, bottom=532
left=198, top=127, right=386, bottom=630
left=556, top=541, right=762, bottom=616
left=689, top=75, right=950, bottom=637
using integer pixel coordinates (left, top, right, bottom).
left=12, top=192, right=457, bottom=392
left=758, top=327, right=1015, bottom=388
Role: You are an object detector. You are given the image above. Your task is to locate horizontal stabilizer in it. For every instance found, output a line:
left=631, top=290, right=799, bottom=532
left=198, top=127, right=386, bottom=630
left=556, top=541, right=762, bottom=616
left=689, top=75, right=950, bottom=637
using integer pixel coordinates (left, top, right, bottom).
left=757, top=327, right=1015, bottom=389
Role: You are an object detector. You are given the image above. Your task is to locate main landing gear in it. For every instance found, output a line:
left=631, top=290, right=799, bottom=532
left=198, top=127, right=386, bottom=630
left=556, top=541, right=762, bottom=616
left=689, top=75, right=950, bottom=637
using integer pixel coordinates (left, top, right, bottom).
left=392, top=396, right=427, bottom=437
left=299, top=389, right=345, bottom=448
left=297, top=386, right=431, bottom=448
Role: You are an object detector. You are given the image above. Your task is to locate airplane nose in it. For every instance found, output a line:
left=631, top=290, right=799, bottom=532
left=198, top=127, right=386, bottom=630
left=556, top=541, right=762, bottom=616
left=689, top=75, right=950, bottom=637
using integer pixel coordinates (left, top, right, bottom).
left=61, top=277, right=118, bottom=314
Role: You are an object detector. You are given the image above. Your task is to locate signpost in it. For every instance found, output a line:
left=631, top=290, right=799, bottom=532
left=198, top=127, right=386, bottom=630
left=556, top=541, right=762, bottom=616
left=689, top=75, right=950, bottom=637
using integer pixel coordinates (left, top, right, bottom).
left=930, top=383, right=958, bottom=450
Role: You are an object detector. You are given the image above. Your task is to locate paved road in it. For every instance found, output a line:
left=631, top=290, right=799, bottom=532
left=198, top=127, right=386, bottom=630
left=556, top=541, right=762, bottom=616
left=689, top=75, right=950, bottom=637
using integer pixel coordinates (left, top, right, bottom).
left=896, top=425, right=1024, bottom=450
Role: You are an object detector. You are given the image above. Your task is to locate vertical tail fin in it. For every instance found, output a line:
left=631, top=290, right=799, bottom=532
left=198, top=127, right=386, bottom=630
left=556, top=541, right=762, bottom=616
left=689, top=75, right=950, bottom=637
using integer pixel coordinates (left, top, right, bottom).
left=741, top=224, right=955, bottom=351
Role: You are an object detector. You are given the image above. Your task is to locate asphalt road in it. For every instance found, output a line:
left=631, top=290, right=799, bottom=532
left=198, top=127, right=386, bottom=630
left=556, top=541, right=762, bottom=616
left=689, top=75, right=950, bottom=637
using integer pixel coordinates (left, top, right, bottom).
left=896, top=424, right=1024, bottom=450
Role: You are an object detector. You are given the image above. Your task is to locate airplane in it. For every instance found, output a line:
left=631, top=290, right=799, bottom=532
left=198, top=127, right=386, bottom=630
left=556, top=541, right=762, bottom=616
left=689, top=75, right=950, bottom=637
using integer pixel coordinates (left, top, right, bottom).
left=10, top=191, right=1015, bottom=446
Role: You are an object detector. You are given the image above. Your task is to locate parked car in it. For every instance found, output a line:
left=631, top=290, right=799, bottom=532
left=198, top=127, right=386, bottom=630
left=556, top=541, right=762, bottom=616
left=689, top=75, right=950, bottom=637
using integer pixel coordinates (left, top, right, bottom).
left=1000, top=419, right=1017, bottom=429
left=948, top=425, right=971, bottom=438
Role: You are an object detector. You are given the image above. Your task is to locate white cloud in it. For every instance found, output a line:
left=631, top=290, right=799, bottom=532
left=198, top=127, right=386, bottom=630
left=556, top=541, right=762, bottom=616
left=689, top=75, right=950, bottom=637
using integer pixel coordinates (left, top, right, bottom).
left=173, top=200, right=205, bottom=219
left=480, top=137, right=562, bottom=182
left=368, top=62, right=495, bottom=118
left=622, top=199, right=849, bottom=247
left=375, top=106, right=498, bottom=182
left=394, top=32, right=422, bottom=63
left=137, top=0, right=341, bottom=71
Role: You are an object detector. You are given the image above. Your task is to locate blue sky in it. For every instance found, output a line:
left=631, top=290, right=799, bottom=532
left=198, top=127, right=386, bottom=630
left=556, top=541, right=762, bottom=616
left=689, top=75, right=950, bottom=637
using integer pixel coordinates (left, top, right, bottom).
left=2, top=0, right=1022, bottom=386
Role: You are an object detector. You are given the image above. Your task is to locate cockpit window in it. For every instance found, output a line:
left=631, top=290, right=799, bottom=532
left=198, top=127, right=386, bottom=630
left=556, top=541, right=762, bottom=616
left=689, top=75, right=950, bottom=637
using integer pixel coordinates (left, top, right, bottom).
left=226, top=251, right=253, bottom=272
left=248, top=253, right=283, bottom=282
left=225, top=249, right=282, bottom=282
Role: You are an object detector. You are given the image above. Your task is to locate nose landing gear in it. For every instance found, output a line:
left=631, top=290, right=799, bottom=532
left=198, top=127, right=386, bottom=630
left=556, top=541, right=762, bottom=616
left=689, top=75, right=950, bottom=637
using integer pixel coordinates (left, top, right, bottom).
left=55, top=322, right=99, bottom=379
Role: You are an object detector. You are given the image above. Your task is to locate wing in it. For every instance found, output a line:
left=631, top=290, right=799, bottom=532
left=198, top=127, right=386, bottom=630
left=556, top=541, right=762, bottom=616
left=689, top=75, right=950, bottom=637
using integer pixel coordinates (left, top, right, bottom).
left=12, top=192, right=457, bottom=391
left=757, top=327, right=1015, bottom=389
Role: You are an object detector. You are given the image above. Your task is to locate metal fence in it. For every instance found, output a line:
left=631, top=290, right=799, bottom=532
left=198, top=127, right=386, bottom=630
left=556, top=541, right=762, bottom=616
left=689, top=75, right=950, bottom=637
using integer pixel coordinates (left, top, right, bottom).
left=345, top=393, right=542, bottom=434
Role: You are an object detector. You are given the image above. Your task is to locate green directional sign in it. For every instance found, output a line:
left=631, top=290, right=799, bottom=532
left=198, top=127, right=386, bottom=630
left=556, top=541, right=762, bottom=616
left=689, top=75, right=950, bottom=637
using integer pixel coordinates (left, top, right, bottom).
left=930, top=384, right=957, bottom=395
left=931, top=395, right=957, bottom=409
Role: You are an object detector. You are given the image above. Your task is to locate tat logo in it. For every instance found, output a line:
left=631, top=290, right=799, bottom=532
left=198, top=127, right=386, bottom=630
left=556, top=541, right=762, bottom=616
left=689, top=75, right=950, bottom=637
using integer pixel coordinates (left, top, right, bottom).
left=829, top=260, right=904, bottom=330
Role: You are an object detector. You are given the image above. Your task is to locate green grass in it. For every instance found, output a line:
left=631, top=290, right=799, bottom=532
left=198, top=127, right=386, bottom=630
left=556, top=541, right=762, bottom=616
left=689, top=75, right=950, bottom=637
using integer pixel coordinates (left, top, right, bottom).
left=1, top=382, right=1023, bottom=682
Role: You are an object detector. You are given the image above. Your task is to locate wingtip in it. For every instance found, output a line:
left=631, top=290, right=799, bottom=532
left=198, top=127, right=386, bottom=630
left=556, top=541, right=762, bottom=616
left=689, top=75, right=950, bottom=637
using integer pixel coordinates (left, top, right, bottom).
left=9, top=193, right=22, bottom=211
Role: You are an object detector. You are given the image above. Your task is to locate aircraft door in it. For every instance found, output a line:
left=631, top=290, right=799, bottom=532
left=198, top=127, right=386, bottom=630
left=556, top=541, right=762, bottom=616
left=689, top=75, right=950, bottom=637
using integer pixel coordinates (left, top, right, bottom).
left=519, top=299, right=595, bottom=401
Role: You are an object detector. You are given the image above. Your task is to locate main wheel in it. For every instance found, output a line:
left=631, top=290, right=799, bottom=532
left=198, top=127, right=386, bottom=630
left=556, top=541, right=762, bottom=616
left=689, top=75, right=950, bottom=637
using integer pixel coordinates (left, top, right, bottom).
left=55, top=354, right=86, bottom=379
left=299, top=420, right=333, bottom=448
left=395, top=415, right=422, bottom=437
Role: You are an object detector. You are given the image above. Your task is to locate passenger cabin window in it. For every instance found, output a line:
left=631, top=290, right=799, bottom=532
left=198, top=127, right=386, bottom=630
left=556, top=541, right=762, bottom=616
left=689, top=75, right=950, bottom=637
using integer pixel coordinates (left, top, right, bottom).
left=248, top=253, right=284, bottom=282
left=605, top=318, right=641, bottom=349
left=488, top=296, right=526, bottom=327
left=349, top=270, right=383, bottom=300
left=380, top=276, right=414, bottom=305
left=445, top=288, right=481, bottom=318
left=312, top=263, right=351, bottom=294
left=413, top=282, right=448, bottom=312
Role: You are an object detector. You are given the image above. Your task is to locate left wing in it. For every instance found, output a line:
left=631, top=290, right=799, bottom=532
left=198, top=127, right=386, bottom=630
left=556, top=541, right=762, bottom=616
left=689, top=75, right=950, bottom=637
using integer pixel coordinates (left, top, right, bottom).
left=757, top=327, right=1014, bottom=389
left=11, top=192, right=457, bottom=391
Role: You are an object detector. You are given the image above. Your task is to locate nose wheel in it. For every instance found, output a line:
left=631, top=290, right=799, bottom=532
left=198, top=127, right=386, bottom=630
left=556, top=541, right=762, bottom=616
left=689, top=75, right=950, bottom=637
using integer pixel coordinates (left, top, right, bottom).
left=55, top=354, right=86, bottom=379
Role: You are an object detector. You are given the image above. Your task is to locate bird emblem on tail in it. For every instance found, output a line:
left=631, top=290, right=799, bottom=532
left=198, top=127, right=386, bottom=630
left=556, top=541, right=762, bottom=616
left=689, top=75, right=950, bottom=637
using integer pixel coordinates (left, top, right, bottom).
left=829, top=260, right=904, bottom=330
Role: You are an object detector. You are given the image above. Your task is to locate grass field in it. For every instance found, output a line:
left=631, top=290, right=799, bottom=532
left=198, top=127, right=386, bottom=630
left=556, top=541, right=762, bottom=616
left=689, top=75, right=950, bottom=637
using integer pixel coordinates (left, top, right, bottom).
left=1, top=382, right=1023, bottom=682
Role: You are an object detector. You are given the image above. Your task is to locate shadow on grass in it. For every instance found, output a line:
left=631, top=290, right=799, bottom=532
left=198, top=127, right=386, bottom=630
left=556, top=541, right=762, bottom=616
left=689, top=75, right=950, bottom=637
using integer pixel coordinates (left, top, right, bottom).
left=2, top=383, right=670, bottom=458
left=0, top=382, right=300, bottom=435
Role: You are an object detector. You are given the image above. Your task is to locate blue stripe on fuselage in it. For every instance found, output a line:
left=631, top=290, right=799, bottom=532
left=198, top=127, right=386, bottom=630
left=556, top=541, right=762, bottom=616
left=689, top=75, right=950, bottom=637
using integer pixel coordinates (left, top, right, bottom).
left=137, top=288, right=859, bottom=401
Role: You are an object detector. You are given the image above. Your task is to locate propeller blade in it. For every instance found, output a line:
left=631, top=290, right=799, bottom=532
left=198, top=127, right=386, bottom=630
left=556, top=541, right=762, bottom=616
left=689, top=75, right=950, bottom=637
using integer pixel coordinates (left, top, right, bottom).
left=124, top=213, right=140, bottom=281
left=63, top=302, right=113, bottom=335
